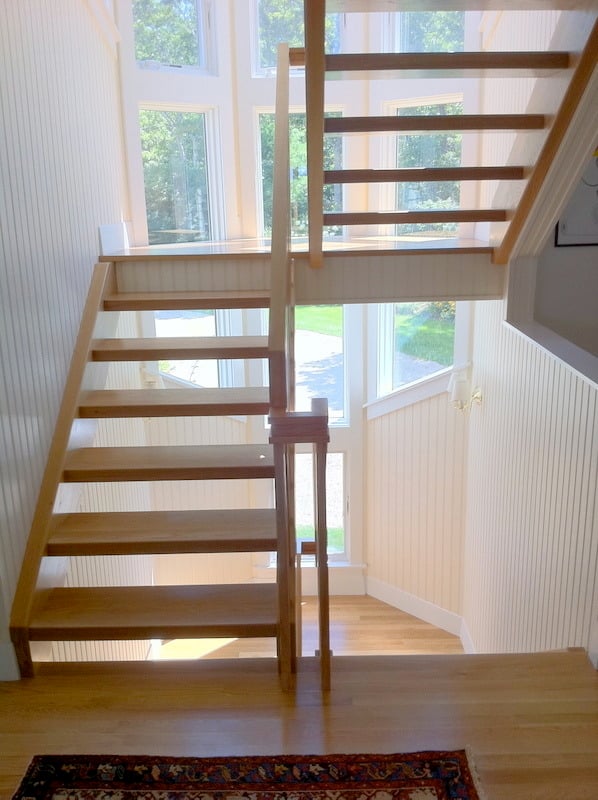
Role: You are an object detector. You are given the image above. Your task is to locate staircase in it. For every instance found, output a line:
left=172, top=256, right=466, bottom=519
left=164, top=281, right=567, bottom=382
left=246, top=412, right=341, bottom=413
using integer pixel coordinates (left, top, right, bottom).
left=302, top=1, right=598, bottom=268
left=8, top=268, right=286, bottom=687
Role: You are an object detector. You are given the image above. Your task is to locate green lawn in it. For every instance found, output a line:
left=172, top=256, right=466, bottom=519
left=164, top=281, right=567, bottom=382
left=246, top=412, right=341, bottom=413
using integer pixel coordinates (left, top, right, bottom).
left=296, top=523, right=344, bottom=554
left=295, top=305, right=342, bottom=338
left=395, top=303, right=455, bottom=366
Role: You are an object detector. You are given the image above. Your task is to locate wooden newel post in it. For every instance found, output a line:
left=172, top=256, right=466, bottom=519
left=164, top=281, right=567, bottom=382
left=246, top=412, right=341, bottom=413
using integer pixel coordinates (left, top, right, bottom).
left=269, top=399, right=331, bottom=691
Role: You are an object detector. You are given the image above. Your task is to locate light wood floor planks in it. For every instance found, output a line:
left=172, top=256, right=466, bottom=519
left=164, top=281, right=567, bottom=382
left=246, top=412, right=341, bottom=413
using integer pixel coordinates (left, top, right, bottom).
left=158, top=595, right=464, bottom=660
left=1, top=650, right=597, bottom=800
left=1, top=599, right=597, bottom=798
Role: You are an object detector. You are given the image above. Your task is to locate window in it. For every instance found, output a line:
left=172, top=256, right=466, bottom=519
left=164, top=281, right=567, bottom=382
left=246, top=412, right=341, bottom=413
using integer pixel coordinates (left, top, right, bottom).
left=259, top=113, right=342, bottom=238
left=396, top=100, right=463, bottom=236
left=393, top=11, right=464, bottom=53
left=377, top=302, right=457, bottom=397
left=294, top=305, right=346, bottom=425
left=139, top=109, right=212, bottom=245
left=295, top=452, right=345, bottom=556
left=256, top=0, right=341, bottom=73
left=153, top=308, right=246, bottom=388
left=133, top=0, right=206, bottom=69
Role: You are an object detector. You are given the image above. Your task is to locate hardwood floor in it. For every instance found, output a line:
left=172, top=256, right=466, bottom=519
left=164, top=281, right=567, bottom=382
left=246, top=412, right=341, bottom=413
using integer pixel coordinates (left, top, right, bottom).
left=0, top=599, right=595, bottom=798
left=1, top=650, right=597, bottom=800
left=158, top=596, right=464, bottom=660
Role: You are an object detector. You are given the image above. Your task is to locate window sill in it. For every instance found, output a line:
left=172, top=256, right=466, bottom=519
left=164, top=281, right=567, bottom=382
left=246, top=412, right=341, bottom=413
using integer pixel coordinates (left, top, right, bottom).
left=365, top=369, right=451, bottom=420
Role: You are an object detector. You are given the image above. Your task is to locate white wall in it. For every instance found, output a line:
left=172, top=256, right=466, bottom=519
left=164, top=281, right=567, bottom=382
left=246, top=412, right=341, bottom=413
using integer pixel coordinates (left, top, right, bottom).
left=463, top=299, right=598, bottom=653
left=0, top=1, right=127, bottom=677
left=365, top=391, right=469, bottom=634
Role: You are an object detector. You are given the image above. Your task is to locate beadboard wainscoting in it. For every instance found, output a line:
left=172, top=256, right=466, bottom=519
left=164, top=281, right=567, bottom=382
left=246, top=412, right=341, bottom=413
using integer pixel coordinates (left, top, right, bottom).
left=463, top=300, right=598, bottom=654
left=0, top=1, right=127, bottom=677
left=365, top=390, right=469, bottom=625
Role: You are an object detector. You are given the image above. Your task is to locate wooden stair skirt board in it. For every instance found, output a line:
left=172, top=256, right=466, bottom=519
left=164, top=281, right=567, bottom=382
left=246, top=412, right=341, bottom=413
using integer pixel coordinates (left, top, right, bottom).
left=62, top=444, right=275, bottom=482
left=91, top=336, right=270, bottom=362
left=78, top=387, right=271, bottom=418
left=324, top=114, right=546, bottom=134
left=103, top=290, right=270, bottom=312
left=26, top=584, right=279, bottom=642
left=47, top=509, right=278, bottom=556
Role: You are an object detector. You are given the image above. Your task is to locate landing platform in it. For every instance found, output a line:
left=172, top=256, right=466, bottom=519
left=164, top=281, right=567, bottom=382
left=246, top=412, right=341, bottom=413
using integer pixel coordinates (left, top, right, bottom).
left=100, top=235, right=493, bottom=261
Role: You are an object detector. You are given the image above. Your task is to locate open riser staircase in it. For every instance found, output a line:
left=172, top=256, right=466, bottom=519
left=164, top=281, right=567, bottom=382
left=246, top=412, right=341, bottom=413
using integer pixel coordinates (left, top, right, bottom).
left=9, top=257, right=332, bottom=690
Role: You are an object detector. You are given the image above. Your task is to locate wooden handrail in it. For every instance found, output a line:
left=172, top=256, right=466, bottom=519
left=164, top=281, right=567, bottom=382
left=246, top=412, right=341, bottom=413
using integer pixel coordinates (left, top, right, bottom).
left=305, top=0, right=326, bottom=269
left=268, top=42, right=291, bottom=410
left=10, top=262, right=116, bottom=676
left=494, top=19, right=598, bottom=265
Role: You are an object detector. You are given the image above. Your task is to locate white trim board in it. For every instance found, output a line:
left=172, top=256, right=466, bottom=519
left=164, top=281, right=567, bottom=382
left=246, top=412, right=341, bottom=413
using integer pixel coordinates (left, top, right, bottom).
left=366, top=576, right=463, bottom=639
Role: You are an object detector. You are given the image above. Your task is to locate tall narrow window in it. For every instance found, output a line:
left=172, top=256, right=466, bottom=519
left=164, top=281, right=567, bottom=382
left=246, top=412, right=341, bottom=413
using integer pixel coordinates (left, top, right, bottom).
left=295, top=452, right=345, bottom=556
left=139, top=109, right=211, bottom=244
left=259, top=112, right=342, bottom=239
left=256, top=0, right=341, bottom=73
left=294, top=305, right=346, bottom=425
left=396, top=101, right=463, bottom=236
left=133, top=0, right=205, bottom=69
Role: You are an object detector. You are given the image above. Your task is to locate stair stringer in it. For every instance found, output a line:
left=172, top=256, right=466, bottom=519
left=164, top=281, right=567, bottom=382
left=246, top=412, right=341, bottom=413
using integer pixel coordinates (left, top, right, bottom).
left=10, top=263, right=119, bottom=674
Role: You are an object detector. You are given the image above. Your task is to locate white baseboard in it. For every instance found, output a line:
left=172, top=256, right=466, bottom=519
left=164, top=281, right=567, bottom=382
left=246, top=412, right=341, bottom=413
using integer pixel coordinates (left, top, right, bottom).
left=366, top=576, right=462, bottom=638
left=0, top=642, right=20, bottom=681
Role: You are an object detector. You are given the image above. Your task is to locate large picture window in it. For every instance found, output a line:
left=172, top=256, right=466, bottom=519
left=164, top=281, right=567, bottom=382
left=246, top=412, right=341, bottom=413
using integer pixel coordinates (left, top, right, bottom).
left=259, top=112, right=342, bottom=239
left=139, top=109, right=212, bottom=245
left=396, top=100, right=463, bottom=236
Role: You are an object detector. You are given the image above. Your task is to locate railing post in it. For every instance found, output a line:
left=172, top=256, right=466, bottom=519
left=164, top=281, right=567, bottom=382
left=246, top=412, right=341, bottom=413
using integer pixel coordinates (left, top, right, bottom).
left=270, top=402, right=330, bottom=691
left=311, top=398, right=330, bottom=691
left=305, top=0, right=326, bottom=269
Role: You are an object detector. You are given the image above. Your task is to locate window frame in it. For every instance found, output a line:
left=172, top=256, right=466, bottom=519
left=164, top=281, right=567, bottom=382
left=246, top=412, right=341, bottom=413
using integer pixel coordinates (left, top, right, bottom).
left=133, top=0, right=215, bottom=75
left=137, top=102, right=225, bottom=245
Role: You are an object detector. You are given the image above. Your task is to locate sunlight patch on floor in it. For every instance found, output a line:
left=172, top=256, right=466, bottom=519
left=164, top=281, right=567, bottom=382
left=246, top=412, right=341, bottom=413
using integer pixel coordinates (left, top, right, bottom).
left=155, top=638, right=238, bottom=660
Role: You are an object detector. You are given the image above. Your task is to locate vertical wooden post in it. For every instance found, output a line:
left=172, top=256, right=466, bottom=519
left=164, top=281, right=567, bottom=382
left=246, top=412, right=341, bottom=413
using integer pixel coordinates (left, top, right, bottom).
left=305, top=0, right=326, bottom=269
left=312, top=398, right=330, bottom=691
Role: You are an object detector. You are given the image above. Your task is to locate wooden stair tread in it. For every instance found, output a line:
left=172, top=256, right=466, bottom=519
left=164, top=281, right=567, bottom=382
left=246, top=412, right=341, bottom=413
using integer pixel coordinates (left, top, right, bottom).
left=28, top=584, right=278, bottom=641
left=324, top=114, right=546, bottom=133
left=290, top=48, right=570, bottom=75
left=104, top=290, right=270, bottom=312
left=324, top=166, right=526, bottom=184
left=324, top=209, right=507, bottom=226
left=323, top=50, right=570, bottom=78
left=78, top=387, right=270, bottom=418
left=91, top=336, right=270, bottom=362
left=62, top=444, right=275, bottom=482
left=47, top=509, right=278, bottom=555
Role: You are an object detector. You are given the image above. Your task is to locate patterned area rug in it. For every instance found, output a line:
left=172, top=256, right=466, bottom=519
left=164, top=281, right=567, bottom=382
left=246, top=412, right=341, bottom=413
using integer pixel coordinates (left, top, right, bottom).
left=12, top=752, right=484, bottom=799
